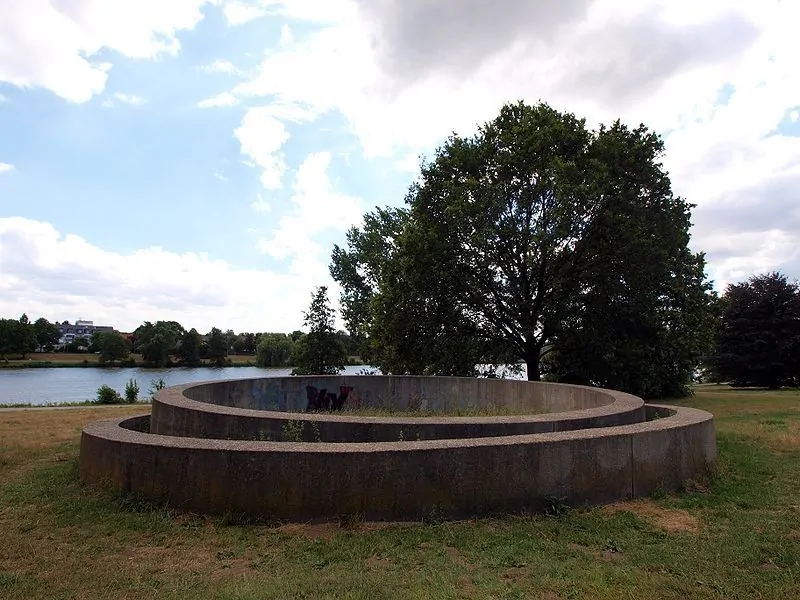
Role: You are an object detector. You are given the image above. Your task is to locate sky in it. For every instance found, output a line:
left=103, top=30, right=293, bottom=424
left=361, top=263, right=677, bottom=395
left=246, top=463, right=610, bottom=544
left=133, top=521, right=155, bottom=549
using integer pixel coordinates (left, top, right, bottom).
left=0, top=0, right=798, bottom=334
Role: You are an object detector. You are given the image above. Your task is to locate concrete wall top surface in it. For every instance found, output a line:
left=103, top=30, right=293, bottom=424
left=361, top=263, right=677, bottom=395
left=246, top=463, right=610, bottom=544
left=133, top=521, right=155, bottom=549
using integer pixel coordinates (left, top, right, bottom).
left=163, top=375, right=644, bottom=427
left=180, top=375, right=621, bottom=413
left=89, top=403, right=713, bottom=453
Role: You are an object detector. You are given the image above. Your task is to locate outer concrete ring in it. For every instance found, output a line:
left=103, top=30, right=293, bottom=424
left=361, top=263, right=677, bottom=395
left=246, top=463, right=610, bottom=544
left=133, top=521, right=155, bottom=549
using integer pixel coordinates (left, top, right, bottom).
left=79, top=403, right=716, bottom=521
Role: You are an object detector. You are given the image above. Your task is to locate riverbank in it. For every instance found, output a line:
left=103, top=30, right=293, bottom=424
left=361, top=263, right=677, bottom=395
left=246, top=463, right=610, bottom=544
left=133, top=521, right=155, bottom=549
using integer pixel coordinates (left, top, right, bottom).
left=0, top=353, right=259, bottom=369
left=0, top=401, right=152, bottom=410
left=0, top=364, right=375, bottom=406
left=1, top=389, right=798, bottom=598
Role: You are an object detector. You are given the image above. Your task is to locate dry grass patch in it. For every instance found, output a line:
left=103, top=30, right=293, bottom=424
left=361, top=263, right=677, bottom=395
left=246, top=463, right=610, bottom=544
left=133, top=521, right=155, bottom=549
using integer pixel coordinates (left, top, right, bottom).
left=3, top=353, right=103, bottom=365
left=719, top=417, right=800, bottom=453
left=275, top=522, right=340, bottom=541
left=0, top=406, right=148, bottom=484
left=603, top=499, right=701, bottom=534
left=116, top=541, right=257, bottom=581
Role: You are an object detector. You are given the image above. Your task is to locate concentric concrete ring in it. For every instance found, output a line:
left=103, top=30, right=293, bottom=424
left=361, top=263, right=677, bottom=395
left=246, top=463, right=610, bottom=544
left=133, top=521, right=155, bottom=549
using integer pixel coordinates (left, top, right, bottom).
left=78, top=376, right=716, bottom=521
left=151, top=376, right=646, bottom=441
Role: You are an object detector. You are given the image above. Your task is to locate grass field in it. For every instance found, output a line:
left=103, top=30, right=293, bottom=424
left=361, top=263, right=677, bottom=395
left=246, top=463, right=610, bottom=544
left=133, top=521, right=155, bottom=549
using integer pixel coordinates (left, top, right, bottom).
left=1, top=387, right=798, bottom=599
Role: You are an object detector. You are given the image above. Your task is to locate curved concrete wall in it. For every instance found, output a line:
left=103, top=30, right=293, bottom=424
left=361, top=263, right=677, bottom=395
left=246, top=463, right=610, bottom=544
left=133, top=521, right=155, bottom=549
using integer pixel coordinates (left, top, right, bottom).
left=152, top=376, right=645, bottom=442
left=180, top=376, right=618, bottom=413
left=79, top=404, right=716, bottom=521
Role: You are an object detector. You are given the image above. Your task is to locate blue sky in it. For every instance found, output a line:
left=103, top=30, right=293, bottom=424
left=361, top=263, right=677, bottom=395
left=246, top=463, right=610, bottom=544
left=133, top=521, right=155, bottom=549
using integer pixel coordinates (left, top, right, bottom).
left=1, top=0, right=798, bottom=333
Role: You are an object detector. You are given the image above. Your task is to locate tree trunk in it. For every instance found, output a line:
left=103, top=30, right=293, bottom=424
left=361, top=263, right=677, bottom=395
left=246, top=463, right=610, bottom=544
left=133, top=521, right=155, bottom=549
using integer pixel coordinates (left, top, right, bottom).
left=525, top=348, right=541, bottom=381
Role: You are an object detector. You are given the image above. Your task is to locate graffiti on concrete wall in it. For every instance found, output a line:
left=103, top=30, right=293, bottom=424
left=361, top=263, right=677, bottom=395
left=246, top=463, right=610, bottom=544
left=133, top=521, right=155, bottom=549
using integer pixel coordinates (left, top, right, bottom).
left=306, top=385, right=354, bottom=411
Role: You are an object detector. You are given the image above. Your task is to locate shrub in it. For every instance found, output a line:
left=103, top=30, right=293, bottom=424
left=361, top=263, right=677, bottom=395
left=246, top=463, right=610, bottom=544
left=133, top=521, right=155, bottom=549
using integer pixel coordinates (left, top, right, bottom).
left=96, top=384, right=122, bottom=405
left=124, top=378, right=139, bottom=404
left=282, top=420, right=305, bottom=442
left=149, top=377, right=166, bottom=400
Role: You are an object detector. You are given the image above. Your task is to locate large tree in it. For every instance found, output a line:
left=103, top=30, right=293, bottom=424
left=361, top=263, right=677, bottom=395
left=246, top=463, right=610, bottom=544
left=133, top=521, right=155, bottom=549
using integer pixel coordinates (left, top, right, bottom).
left=256, top=333, right=294, bottom=367
left=178, top=328, right=203, bottom=367
left=0, top=319, right=19, bottom=361
left=232, top=332, right=258, bottom=355
left=94, top=331, right=131, bottom=364
left=331, top=101, right=717, bottom=392
left=33, top=317, right=61, bottom=352
left=711, top=272, right=800, bottom=388
left=134, top=321, right=185, bottom=367
left=542, top=124, right=720, bottom=397
left=15, top=314, right=36, bottom=358
left=206, top=327, right=228, bottom=367
left=0, top=316, right=37, bottom=360
left=291, top=286, right=347, bottom=375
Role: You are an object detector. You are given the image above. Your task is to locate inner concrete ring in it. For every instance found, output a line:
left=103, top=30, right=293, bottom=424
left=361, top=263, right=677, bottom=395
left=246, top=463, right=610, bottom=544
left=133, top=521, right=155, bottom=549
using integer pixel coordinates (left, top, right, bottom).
left=151, top=376, right=647, bottom=441
left=78, top=376, right=716, bottom=521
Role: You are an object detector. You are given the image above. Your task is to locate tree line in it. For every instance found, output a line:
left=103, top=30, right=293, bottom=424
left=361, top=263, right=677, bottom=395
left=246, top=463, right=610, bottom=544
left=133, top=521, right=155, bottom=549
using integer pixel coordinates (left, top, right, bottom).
left=0, top=312, right=358, bottom=369
left=0, top=315, right=59, bottom=360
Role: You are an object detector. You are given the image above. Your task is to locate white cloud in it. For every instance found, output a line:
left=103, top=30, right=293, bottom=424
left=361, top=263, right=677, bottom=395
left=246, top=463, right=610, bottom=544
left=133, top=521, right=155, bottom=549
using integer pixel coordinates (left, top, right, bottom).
left=231, top=0, right=773, bottom=158
left=213, top=171, right=229, bottom=182
left=393, top=153, right=421, bottom=174
left=0, top=216, right=326, bottom=333
left=199, top=59, right=240, bottom=74
left=223, top=0, right=269, bottom=25
left=113, top=92, right=147, bottom=105
left=198, top=91, right=240, bottom=108
left=220, top=0, right=800, bottom=289
left=0, top=93, right=8, bottom=102
left=0, top=0, right=215, bottom=102
left=233, top=104, right=317, bottom=189
left=0, top=163, right=15, bottom=173
left=701, top=229, right=800, bottom=290
left=279, top=24, right=294, bottom=46
left=257, top=151, right=363, bottom=277
left=223, top=0, right=345, bottom=25
left=251, top=195, right=271, bottom=212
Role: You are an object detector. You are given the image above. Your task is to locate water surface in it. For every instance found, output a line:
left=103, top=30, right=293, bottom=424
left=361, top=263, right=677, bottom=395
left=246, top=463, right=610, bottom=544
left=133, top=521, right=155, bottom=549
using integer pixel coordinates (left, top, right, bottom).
left=0, top=365, right=375, bottom=405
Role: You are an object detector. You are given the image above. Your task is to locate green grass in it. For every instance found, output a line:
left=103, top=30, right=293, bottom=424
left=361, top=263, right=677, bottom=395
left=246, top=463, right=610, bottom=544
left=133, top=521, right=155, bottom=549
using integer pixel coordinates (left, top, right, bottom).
left=1, top=389, right=799, bottom=599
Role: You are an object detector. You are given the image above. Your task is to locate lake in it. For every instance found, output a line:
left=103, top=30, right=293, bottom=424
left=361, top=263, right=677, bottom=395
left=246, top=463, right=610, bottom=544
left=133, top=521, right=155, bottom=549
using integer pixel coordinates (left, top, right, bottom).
left=0, top=365, right=378, bottom=406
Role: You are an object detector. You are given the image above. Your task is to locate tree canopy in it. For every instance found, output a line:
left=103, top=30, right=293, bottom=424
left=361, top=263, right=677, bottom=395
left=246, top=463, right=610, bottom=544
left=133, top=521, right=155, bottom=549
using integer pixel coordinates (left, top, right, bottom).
left=33, top=318, right=61, bottom=352
left=291, top=286, right=347, bottom=375
left=206, top=327, right=228, bottom=367
left=93, top=331, right=131, bottom=364
left=711, top=272, right=800, bottom=388
left=0, top=315, right=37, bottom=360
left=256, top=333, right=295, bottom=368
left=331, top=101, right=718, bottom=396
left=134, top=321, right=185, bottom=367
left=178, top=328, right=202, bottom=367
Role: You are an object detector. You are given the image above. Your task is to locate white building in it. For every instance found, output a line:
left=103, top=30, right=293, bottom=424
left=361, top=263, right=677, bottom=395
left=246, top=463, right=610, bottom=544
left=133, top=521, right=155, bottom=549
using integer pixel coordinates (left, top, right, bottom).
left=58, top=320, right=114, bottom=347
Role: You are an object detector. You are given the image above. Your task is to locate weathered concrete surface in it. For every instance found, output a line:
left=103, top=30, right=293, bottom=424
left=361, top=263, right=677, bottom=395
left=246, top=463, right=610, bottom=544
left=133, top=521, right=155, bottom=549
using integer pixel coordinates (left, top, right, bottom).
left=180, top=376, right=619, bottom=413
left=79, top=404, right=716, bottom=521
left=151, top=376, right=645, bottom=441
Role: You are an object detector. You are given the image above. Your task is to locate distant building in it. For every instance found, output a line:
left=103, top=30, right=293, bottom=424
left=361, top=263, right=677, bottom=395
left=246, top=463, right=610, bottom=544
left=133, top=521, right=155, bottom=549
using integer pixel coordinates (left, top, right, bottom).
left=58, top=320, right=115, bottom=347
